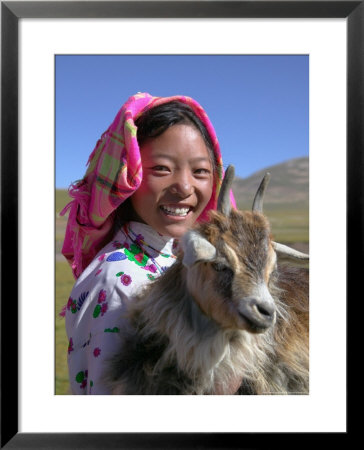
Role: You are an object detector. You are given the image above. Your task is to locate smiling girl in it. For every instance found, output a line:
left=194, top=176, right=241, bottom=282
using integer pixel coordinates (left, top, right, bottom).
left=61, top=93, right=234, bottom=394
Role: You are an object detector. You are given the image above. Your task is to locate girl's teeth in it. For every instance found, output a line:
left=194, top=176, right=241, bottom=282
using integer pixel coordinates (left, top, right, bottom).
left=161, top=206, right=190, bottom=216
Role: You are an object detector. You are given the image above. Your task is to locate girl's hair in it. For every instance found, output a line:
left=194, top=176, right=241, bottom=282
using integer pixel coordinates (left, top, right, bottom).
left=114, top=100, right=217, bottom=231
left=135, top=101, right=216, bottom=167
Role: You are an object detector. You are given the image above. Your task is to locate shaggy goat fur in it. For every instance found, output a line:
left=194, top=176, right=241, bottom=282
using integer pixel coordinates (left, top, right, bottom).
left=104, top=208, right=309, bottom=395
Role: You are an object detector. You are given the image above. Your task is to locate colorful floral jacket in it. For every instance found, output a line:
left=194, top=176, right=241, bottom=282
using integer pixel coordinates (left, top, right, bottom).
left=65, top=221, right=177, bottom=394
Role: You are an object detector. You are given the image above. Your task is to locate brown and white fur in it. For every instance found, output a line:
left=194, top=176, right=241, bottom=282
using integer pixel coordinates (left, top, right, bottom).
left=105, top=166, right=309, bottom=395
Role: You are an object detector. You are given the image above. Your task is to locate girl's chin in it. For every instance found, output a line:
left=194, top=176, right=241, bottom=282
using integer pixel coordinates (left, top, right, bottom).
left=154, top=212, right=199, bottom=238
left=155, top=222, right=192, bottom=238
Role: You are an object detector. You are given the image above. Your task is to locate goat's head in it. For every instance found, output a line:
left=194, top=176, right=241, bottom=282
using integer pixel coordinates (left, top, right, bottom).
left=180, top=165, right=309, bottom=334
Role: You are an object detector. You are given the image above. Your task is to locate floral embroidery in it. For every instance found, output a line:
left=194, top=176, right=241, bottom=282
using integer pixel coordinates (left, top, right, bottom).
left=116, top=271, right=132, bottom=286
left=93, top=347, right=101, bottom=357
left=106, top=252, right=127, bottom=262
left=95, top=269, right=102, bottom=276
left=101, top=303, right=108, bottom=316
left=77, top=292, right=89, bottom=310
left=147, top=274, right=156, bottom=281
left=121, top=274, right=132, bottom=286
left=141, top=264, right=158, bottom=273
left=124, top=244, right=149, bottom=266
left=98, top=253, right=106, bottom=261
left=68, top=337, right=74, bottom=354
left=134, top=233, right=144, bottom=246
left=93, top=302, right=108, bottom=318
left=93, top=288, right=108, bottom=318
left=67, top=297, right=77, bottom=314
left=104, top=327, right=120, bottom=333
left=67, top=291, right=89, bottom=314
left=98, top=289, right=107, bottom=303
left=112, top=240, right=123, bottom=249
left=81, top=333, right=92, bottom=348
left=75, top=370, right=88, bottom=389
left=93, top=305, right=102, bottom=318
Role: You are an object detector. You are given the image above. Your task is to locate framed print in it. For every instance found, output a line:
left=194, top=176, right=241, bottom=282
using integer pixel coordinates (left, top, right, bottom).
left=1, top=0, right=359, bottom=447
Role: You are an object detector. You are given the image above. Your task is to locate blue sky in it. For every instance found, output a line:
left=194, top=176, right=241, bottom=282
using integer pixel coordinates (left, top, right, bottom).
left=55, top=55, right=308, bottom=188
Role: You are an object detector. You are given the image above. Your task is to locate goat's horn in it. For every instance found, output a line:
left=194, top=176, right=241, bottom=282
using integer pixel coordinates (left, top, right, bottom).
left=217, top=165, right=235, bottom=216
left=252, top=172, right=271, bottom=212
left=272, top=242, right=309, bottom=267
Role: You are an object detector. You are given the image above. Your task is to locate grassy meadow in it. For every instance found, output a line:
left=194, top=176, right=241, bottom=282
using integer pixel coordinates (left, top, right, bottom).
left=55, top=260, right=74, bottom=394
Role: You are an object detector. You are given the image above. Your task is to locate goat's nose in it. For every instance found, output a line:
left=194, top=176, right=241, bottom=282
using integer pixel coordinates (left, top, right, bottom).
left=238, top=297, right=276, bottom=332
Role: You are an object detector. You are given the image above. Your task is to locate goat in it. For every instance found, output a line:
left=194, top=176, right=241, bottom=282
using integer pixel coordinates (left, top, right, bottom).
left=105, top=166, right=309, bottom=395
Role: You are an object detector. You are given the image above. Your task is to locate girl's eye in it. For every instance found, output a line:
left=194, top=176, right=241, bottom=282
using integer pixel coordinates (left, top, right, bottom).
left=195, top=168, right=211, bottom=175
left=152, top=166, right=169, bottom=172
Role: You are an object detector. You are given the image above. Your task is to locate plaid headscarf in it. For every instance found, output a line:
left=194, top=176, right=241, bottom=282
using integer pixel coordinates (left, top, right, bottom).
left=61, top=92, right=235, bottom=278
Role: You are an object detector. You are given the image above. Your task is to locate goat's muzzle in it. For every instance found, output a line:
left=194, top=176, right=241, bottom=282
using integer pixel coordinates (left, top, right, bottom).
left=238, top=297, right=276, bottom=333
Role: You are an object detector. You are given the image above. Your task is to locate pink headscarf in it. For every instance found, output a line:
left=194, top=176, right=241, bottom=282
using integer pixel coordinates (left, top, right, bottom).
left=61, top=92, right=235, bottom=279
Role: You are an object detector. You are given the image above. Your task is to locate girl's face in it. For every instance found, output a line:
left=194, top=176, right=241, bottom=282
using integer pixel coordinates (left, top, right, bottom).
left=131, top=124, right=214, bottom=238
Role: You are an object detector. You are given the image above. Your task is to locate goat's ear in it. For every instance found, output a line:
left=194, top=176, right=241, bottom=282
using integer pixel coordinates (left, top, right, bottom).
left=272, top=242, right=309, bottom=268
left=181, top=231, right=217, bottom=268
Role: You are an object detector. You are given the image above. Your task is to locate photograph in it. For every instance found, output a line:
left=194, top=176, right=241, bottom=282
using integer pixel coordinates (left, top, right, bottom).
left=55, top=54, right=309, bottom=396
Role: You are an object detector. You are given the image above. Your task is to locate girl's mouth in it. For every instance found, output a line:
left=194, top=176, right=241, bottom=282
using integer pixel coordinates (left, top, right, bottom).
left=159, top=205, right=193, bottom=218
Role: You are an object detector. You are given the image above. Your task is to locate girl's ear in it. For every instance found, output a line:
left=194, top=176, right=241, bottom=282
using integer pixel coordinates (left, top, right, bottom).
left=181, top=230, right=216, bottom=268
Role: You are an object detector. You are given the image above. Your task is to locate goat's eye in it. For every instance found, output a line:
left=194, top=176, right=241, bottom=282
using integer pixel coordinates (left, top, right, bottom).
left=269, top=267, right=278, bottom=279
left=212, top=262, right=232, bottom=273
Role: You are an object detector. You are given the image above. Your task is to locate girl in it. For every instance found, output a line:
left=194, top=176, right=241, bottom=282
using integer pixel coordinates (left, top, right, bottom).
left=61, top=92, right=234, bottom=394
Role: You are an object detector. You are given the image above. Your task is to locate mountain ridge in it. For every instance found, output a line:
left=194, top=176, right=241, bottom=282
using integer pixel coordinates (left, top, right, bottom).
left=232, top=156, right=308, bottom=211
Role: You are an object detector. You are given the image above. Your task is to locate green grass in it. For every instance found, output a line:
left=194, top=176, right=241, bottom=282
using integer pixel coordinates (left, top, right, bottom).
left=56, top=189, right=72, bottom=215
left=265, top=209, right=309, bottom=243
left=236, top=204, right=309, bottom=243
left=55, top=189, right=71, bottom=254
left=55, top=261, right=74, bottom=395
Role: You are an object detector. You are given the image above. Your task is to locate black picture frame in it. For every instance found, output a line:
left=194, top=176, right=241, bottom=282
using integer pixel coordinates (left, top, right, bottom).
left=1, top=1, right=357, bottom=448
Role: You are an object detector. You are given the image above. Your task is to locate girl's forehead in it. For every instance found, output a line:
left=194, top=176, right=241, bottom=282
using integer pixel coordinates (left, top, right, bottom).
left=139, top=124, right=211, bottom=160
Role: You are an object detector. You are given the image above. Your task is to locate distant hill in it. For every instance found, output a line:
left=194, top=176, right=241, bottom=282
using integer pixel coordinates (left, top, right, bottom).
left=231, top=157, right=309, bottom=246
left=232, top=157, right=308, bottom=212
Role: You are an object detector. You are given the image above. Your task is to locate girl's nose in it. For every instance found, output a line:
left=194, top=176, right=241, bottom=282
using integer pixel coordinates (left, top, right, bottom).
left=169, top=171, right=194, bottom=197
